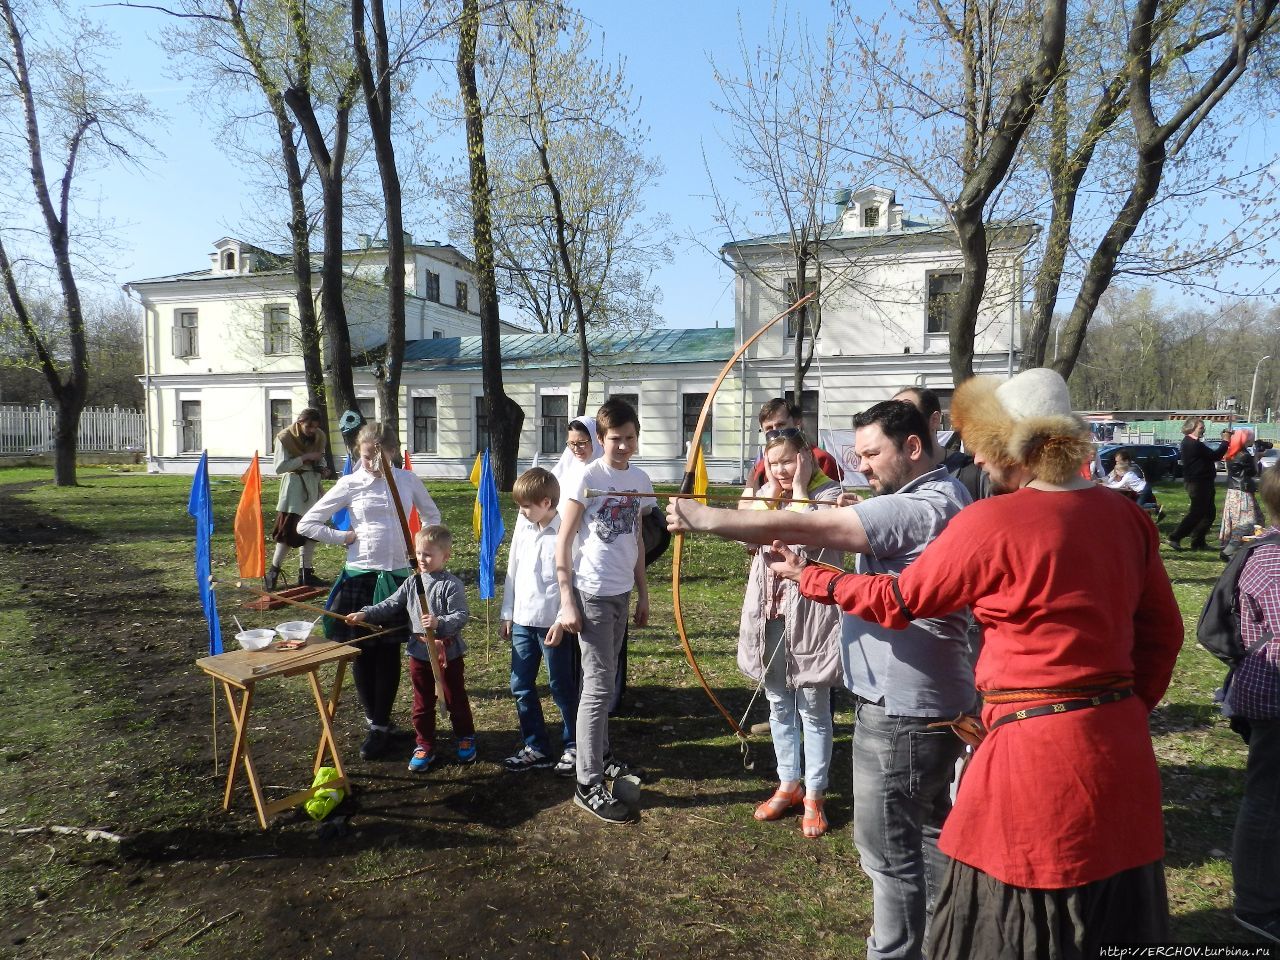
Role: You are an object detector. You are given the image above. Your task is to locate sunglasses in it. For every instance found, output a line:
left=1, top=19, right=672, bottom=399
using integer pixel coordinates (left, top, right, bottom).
left=764, top=427, right=807, bottom=444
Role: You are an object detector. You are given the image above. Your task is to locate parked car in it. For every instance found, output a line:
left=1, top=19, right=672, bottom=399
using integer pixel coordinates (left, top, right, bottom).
left=1097, top=443, right=1181, bottom=483
left=1258, top=446, right=1279, bottom=473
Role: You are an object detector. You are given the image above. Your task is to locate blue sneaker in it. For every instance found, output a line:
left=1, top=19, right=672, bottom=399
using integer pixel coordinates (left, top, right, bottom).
left=408, top=747, right=434, bottom=772
left=457, top=736, right=478, bottom=763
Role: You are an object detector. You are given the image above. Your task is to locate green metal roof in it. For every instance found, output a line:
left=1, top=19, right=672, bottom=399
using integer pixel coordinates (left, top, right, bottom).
left=395, top=327, right=735, bottom=371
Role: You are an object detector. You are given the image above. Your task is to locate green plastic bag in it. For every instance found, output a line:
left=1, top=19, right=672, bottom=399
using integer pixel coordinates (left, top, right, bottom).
left=304, top=766, right=345, bottom=821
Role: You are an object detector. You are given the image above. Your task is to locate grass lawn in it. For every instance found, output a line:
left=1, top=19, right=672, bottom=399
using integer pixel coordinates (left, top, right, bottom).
left=0, top=466, right=1258, bottom=957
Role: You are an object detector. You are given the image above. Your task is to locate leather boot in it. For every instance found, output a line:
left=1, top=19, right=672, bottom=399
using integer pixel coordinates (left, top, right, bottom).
left=299, top=567, right=326, bottom=588
left=265, top=565, right=283, bottom=591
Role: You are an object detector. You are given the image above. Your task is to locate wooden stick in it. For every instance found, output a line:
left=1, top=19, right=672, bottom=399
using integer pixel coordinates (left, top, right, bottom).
left=584, top=488, right=842, bottom=506
left=250, top=624, right=400, bottom=676
left=221, top=579, right=376, bottom=627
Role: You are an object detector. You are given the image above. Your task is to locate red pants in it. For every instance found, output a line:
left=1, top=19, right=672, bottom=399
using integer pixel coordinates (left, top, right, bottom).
left=409, top=654, right=474, bottom=752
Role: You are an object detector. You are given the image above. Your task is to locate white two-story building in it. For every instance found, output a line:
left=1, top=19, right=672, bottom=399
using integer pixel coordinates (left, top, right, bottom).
left=128, top=187, right=1036, bottom=481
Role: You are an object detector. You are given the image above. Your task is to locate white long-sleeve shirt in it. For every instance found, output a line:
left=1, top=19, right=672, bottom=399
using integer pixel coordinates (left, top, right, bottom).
left=500, top=514, right=561, bottom=628
left=297, top=466, right=441, bottom=571
left=1105, top=468, right=1147, bottom=496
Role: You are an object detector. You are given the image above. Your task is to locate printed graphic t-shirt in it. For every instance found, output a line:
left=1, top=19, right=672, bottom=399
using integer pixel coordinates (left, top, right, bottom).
left=570, top=460, right=656, bottom=597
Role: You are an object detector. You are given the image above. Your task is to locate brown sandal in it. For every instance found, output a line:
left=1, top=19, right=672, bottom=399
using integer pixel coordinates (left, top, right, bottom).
left=753, top=784, right=804, bottom=821
left=801, top=796, right=828, bottom=838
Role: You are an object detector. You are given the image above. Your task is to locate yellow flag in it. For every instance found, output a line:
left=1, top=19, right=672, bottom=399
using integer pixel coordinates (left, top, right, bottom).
left=692, top=445, right=708, bottom=503
left=470, top=450, right=484, bottom=539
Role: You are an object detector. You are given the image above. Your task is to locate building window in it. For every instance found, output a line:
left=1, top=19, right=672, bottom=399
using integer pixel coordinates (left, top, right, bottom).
left=541, top=394, right=568, bottom=455
left=180, top=400, right=202, bottom=452
left=356, top=398, right=376, bottom=423
left=610, top=393, right=639, bottom=418
left=862, top=205, right=879, bottom=228
left=432, top=329, right=444, bottom=339
left=413, top=397, right=437, bottom=454
left=269, top=399, right=293, bottom=435
left=927, top=271, right=963, bottom=334
left=264, top=305, right=290, bottom=355
left=222, top=250, right=235, bottom=271
left=475, top=395, right=489, bottom=453
left=784, top=278, right=819, bottom=339
left=172, top=310, right=198, bottom=358
left=782, top=389, right=820, bottom=436
left=425, top=271, right=440, bottom=303
left=683, top=393, right=710, bottom=455
left=456, top=281, right=469, bottom=312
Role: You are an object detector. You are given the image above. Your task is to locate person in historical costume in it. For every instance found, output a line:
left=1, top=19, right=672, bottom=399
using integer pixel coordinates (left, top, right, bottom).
left=769, top=368, right=1184, bottom=957
left=1221, top=429, right=1262, bottom=559
left=268, top=408, right=331, bottom=590
left=297, top=421, right=441, bottom=760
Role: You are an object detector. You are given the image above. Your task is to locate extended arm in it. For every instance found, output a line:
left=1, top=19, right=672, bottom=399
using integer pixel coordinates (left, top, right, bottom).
left=667, top=495, right=871, bottom=555
left=556, top=499, right=585, bottom=633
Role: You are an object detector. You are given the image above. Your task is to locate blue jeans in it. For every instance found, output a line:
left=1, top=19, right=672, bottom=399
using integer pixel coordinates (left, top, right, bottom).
left=1233, top=717, right=1280, bottom=918
left=763, top=619, right=833, bottom=792
left=510, top=623, right=580, bottom=755
left=853, top=699, right=964, bottom=960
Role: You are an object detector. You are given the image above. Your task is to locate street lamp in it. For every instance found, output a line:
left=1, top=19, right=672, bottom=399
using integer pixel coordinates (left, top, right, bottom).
left=1248, top=355, right=1272, bottom=424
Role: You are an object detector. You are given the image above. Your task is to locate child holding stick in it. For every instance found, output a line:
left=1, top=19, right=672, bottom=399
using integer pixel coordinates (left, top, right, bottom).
left=347, top=525, right=475, bottom=772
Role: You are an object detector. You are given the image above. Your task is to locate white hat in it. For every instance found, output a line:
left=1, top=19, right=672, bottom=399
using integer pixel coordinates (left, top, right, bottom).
left=994, top=368, right=1073, bottom=421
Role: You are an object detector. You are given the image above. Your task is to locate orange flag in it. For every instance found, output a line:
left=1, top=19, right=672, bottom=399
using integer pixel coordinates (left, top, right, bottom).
left=234, top=452, right=265, bottom=578
left=404, top=448, right=422, bottom=536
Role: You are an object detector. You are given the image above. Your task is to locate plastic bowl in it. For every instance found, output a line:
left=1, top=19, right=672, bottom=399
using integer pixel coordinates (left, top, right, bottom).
left=236, top=628, right=276, bottom=651
left=275, top=620, right=315, bottom=643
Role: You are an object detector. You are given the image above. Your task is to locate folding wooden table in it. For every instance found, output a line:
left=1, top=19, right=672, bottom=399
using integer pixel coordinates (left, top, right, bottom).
left=196, top=640, right=361, bottom=830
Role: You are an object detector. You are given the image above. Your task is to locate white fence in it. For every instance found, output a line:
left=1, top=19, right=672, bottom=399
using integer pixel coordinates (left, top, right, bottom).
left=0, top=403, right=145, bottom=456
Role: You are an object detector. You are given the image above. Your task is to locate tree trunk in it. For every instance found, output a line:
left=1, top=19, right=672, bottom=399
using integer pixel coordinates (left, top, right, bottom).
left=948, top=0, right=1067, bottom=384
left=283, top=85, right=361, bottom=452
left=458, top=0, right=524, bottom=490
left=353, top=0, right=405, bottom=451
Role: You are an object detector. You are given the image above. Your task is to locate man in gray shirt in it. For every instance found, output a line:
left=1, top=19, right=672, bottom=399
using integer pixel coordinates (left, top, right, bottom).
left=667, top=400, right=973, bottom=960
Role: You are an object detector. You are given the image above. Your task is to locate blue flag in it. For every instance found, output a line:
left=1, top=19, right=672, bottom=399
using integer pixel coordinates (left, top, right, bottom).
left=332, top=454, right=355, bottom=531
left=187, top=450, right=222, bottom=654
left=477, top=448, right=505, bottom=600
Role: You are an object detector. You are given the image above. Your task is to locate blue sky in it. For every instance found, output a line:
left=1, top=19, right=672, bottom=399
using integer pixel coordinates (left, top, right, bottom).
left=37, top=0, right=1280, bottom=329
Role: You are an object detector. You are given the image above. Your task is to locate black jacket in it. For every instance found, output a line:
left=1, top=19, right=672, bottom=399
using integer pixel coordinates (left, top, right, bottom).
left=1180, top=435, right=1227, bottom=483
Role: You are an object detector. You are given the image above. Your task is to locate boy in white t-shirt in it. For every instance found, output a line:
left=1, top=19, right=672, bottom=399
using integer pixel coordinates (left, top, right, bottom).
left=554, top=398, right=654, bottom=823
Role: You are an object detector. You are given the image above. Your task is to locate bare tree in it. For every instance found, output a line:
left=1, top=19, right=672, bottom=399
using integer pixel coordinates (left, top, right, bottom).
left=0, top=0, right=154, bottom=484
left=483, top=0, right=668, bottom=415
left=707, top=5, right=864, bottom=396
left=456, top=0, right=523, bottom=488
left=847, top=0, right=1280, bottom=383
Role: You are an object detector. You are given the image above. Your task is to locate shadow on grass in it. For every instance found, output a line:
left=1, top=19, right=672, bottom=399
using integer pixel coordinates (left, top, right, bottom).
left=1151, top=701, right=1225, bottom=733
left=1161, top=762, right=1242, bottom=870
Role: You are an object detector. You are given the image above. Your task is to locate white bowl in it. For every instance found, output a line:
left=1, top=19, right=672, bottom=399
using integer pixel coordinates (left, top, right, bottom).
left=236, top=628, right=276, bottom=651
left=275, top=620, right=314, bottom=643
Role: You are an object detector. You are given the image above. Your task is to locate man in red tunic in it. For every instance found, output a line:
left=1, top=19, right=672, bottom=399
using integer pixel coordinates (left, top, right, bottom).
left=769, top=368, right=1184, bottom=955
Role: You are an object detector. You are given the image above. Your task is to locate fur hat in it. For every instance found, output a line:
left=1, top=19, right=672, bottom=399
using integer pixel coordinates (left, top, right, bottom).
left=951, top=368, right=1092, bottom=484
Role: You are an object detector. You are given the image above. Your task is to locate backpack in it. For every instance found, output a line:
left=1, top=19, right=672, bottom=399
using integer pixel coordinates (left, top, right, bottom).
left=1195, top=532, right=1280, bottom=665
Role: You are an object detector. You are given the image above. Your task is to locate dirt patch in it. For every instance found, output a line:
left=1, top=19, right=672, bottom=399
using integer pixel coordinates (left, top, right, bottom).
left=0, top=479, right=867, bottom=959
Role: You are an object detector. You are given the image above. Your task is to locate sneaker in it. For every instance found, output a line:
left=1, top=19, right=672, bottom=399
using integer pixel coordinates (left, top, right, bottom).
left=503, top=745, right=552, bottom=772
left=554, top=748, right=577, bottom=778
left=360, top=727, right=390, bottom=761
left=1235, top=911, right=1280, bottom=944
left=574, top=782, right=635, bottom=824
left=1166, top=537, right=1183, bottom=552
left=457, top=735, right=478, bottom=763
left=408, top=747, right=435, bottom=772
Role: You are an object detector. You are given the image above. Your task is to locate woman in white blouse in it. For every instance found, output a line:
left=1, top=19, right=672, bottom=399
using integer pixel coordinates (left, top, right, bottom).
left=298, top=422, right=441, bottom=760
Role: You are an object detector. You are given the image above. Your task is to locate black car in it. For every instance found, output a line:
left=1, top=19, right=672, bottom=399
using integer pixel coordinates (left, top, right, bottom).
left=1097, top=443, right=1181, bottom=482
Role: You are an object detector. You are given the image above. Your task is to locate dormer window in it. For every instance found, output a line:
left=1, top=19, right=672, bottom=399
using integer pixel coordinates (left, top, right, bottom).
left=222, top=250, right=236, bottom=271
left=863, top=205, right=880, bottom=228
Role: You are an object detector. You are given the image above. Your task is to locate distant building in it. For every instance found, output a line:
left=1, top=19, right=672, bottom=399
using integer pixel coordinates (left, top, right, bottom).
left=127, top=187, right=1036, bottom=481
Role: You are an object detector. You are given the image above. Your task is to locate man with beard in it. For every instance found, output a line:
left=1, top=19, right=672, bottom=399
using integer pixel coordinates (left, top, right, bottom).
left=668, top=399, right=974, bottom=960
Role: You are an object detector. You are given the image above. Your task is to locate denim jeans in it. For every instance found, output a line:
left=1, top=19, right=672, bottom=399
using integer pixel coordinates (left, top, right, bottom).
left=1233, top=717, right=1280, bottom=918
left=510, top=623, right=580, bottom=756
left=853, top=698, right=964, bottom=960
left=763, top=619, right=833, bottom=792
